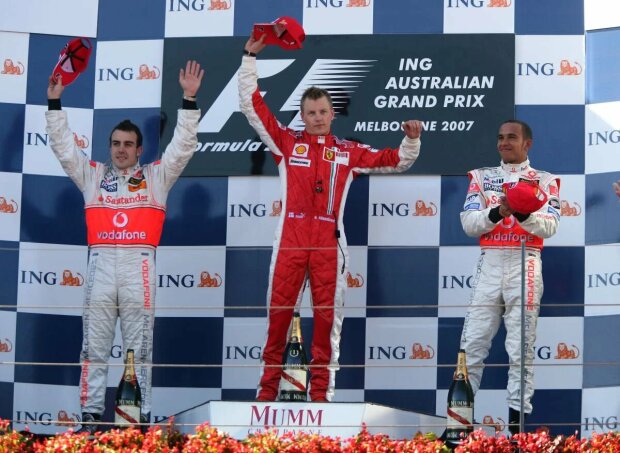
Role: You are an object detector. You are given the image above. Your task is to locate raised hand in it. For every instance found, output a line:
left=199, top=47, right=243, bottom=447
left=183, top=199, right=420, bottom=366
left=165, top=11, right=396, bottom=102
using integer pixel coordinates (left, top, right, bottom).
left=179, top=60, right=204, bottom=98
left=402, top=120, right=423, bottom=139
left=47, top=74, right=65, bottom=100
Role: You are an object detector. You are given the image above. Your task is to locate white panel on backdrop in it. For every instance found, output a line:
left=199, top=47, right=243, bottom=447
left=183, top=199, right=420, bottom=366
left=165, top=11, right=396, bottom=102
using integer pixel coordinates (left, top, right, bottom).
left=331, top=389, right=364, bottom=402
left=152, top=387, right=221, bottom=424
left=585, top=0, right=620, bottom=31
left=226, top=176, right=281, bottom=247
left=443, top=0, right=514, bottom=34
left=165, top=0, right=235, bottom=38
left=22, top=105, right=94, bottom=177
left=17, top=242, right=87, bottom=317
left=0, top=1, right=98, bottom=37
left=585, top=244, right=620, bottom=317
left=365, top=317, right=438, bottom=390
left=303, top=0, right=373, bottom=35
left=299, top=246, right=368, bottom=319
left=0, top=32, right=29, bottom=104
left=436, top=389, right=510, bottom=435
left=545, top=175, right=584, bottom=246
left=0, top=172, right=22, bottom=241
left=515, top=35, right=585, bottom=105
left=13, top=383, right=81, bottom=435
left=585, top=101, right=620, bottom=175
left=157, top=246, right=226, bottom=318
left=438, top=246, right=481, bottom=318
left=533, top=317, right=583, bottom=390
left=0, top=312, right=16, bottom=383
left=368, top=175, right=441, bottom=247
left=581, top=387, right=620, bottom=437
left=222, top=317, right=267, bottom=389
left=94, top=40, right=164, bottom=109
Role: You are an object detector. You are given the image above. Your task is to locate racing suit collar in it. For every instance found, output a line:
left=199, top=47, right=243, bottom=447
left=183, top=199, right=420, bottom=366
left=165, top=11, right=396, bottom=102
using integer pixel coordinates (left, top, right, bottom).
left=501, top=159, right=530, bottom=174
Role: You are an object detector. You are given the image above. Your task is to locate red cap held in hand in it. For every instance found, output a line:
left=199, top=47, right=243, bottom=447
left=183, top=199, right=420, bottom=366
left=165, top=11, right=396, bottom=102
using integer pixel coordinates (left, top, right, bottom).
left=253, top=16, right=305, bottom=50
left=503, top=180, right=548, bottom=214
left=52, top=37, right=93, bottom=86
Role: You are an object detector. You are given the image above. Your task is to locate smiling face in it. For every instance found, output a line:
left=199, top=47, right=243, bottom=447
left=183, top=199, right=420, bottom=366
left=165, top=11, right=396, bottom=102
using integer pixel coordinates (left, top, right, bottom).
left=300, top=95, right=334, bottom=136
left=497, top=122, right=531, bottom=165
left=110, top=129, right=142, bottom=170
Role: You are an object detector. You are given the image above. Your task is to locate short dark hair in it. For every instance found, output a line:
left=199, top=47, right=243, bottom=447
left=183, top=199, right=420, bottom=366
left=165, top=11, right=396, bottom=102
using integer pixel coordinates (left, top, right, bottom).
left=300, top=87, right=333, bottom=112
left=501, top=119, right=532, bottom=141
left=109, top=119, right=143, bottom=147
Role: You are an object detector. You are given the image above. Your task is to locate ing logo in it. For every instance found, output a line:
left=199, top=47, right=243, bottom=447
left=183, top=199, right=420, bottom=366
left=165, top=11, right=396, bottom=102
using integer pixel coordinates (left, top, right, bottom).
left=59, top=270, right=84, bottom=287
left=560, top=200, right=581, bottom=217
left=270, top=200, right=282, bottom=217
left=557, top=60, right=582, bottom=76
left=208, top=0, right=230, bottom=9
left=1, top=58, right=25, bottom=75
left=0, top=197, right=18, bottom=214
left=197, top=271, right=223, bottom=287
left=346, top=272, right=364, bottom=288
left=409, top=343, right=434, bottom=359
left=412, top=200, right=437, bottom=216
left=55, top=410, right=80, bottom=427
left=73, top=132, right=90, bottom=149
left=346, top=0, right=371, bottom=7
left=554, top=342, right=579, bottom=359
left=0, top=338, right=13, bottom=353
left=482, top=415, right=506, bottom=433
left=136, top=64, right=161, bottom=80
left=487, top=0, right=510, bottom=6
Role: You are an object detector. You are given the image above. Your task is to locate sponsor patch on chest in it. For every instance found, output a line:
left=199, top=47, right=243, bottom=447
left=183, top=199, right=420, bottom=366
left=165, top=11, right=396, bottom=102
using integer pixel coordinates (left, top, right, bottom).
left=323, top=147, right=349, bottom=165
left=289, top=157, right=311, bottom=167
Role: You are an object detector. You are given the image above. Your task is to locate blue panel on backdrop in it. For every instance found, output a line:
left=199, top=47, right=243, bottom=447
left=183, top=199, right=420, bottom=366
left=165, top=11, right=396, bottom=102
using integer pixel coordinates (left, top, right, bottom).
left=161, top=176, right=228, bottom=246
left=233, top=0, right=302, bottom=36
left=0, top=241, right=19, bottom=311
left=343, top=175, right=369, bottom=246
left=440, top=175, right=478, bottom=246
left=515, top=105, right=584, bottom=175
left=221, top=389, right=257, bottom=401
left=374, top=0, right=443, bottom=33
left=583, top=315, right=620, bottom=388
left=0, top=103, right=25, bottom=173
left=333, top=317, right=365, bottom=390
left=586, top=28, right=620, bottom=104
left=436, top=317, right=464, bottom=390
left=529, top=390, right=582, bottom=437
left=224, top=248, right=271, bottom=317
left=585, top=171, right=620, bottom=245
left=93, top=108, right=162, bottom=165
left=14, top=313, right=82, bottom=385
left=0, top=382, right=13, bottom=420
left=153, top=317, right=223, bottom=388
left=26, top=34, right=95, bottom=109
left=367, top=247, right=438, bottom=317
left=515, top=0, right=584, bottom=35
left=98, top=0, right=165, bottom=40
left=20, top=175, right=86, bottom=245
left=364, top=390, right=436, bottom=416
left=539, top=247, right=584, bottom=317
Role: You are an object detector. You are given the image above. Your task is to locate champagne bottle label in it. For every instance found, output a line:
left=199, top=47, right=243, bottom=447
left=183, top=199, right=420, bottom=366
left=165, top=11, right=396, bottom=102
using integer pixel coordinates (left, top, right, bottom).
left=280, top=368, right=308, bottom=392
left=114, top=404, right=141, bottom=425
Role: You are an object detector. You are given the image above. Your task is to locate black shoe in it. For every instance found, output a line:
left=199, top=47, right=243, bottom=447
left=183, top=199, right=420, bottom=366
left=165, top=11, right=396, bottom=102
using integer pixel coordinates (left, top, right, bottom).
left=508, top=408, right=529, bottom=436
left=76, top=412, right=101, bottom=435
left=140, top=413, right=151, bottom=434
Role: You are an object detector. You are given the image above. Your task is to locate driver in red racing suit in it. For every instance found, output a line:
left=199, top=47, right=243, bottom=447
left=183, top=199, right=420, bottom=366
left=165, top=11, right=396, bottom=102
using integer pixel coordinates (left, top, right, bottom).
left=239, top=33, right=423, bottom=402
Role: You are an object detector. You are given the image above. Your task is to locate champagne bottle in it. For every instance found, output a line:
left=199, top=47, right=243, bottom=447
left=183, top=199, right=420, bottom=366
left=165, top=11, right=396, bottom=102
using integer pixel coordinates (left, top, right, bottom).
left=114, top=349, right=142, bottom=427
left=445, top=349, right=474, bottom=444
left=279, top=312, right=308, bottom=401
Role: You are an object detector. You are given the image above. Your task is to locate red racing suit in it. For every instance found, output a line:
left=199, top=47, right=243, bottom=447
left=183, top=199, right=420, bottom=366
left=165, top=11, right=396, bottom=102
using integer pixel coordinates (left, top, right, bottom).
left=238, top=55, right=421, bottom=401
left=46, top=108, right=199, bottom=419
left=459, top=159, right=560, bottom=414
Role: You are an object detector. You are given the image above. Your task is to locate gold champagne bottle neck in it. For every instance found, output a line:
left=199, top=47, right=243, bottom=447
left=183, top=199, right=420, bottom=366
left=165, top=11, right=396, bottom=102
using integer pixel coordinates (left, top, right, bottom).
left=124, top=349, right=136, bottom=380
left=291, top=314, right=302, bottom=341
left=455, top=350, right=468, bottom=379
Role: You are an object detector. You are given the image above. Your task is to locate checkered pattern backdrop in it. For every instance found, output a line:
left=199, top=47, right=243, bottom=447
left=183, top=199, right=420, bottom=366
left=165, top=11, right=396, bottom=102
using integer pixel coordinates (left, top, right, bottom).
left=0, top=0, right=619, bottom=437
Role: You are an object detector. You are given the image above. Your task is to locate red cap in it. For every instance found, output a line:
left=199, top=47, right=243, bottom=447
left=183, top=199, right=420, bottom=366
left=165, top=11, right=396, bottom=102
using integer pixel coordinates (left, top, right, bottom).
left=503, top=180, right=548, bottom=214
left=253, top=16, right=305, bottom=50
left=52, top=37, right=93, bottom=86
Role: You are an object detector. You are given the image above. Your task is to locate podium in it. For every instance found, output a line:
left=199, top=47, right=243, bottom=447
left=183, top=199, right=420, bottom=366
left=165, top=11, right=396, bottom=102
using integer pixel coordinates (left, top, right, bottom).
left=165, top=400, right=449, bottom=439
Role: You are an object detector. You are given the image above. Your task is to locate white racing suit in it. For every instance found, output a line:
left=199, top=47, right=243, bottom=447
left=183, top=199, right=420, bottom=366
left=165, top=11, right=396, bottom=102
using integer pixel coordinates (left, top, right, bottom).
left=459, top=160, right=560, bottom=414
left=45, top=109, right=199, bottom=418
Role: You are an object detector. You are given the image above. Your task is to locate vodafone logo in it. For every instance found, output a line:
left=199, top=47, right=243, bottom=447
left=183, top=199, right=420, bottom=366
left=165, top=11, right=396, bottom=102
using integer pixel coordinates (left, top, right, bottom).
left=113, top=212, right=129, bottom=228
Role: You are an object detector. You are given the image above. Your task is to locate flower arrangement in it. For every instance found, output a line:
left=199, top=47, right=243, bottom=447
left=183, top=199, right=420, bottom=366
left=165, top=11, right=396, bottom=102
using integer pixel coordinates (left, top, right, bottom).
left=1, top=419, right=618, bottom=452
